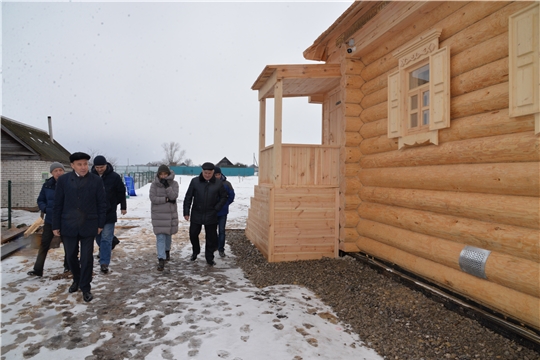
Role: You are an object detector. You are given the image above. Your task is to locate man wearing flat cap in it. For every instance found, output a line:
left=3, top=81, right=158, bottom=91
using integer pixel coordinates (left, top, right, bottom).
left=53, top=152, right=107, bottom=303
left=91, top=155, right=127, bottom=274
left=183, top=162, right=228, bottom=266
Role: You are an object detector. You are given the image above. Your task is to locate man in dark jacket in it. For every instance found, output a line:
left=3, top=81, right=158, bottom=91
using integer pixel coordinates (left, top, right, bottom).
left=214, top=166, right=235, bottom=258
left=27, top=162, right=69, bottom=277
left=91, top=155, right=127, bottom=274
left=183, top=162, right=228, bottom=266
left=53, top=152, right=107, bottom=303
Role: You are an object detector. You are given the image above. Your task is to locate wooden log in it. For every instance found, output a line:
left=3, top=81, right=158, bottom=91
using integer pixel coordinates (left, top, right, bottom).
left=344, top=163, right=361, bottom=178
left=344, top=116, right=363, bottom=132
left=355, top=235, right=540, bottom=330
left=345, top=131, right=362, bottom=147
left=359, top=2, right=468, bottom=67
left=345, top=194, right=361, bottom=211
left=342, top=74, right=365, bottom=89
left=359, top=162, right=540, bottom=197
left=344, top=176, right=362, bottom=195
left=343, top=87, right=363, bottom=104
left=360, top=101, right=387, bottom=124
left=451, top=82, right=509, bottom=119
left=440, top=2, right=532, bottom=57
left=360, top=186, right=540, bottom=230
left=439, top=109, right=535, bottom=144
left=359, top=2, right=470, bottom=80
left=356, top=218, right=539, bottom=297
left=360, top=118, right=387, bottom=139
left=344, top=103, right=362, bottom=117
left=451, top=58, right=508, bottom=97
left=360, top=59, right=398, bottom=90
left=361, top=68, right=391, bottom=97
left=360, top=132, right=540, bottom=169
left=360, top=134, right=397, bottom=155
left=360, top=86, right=387, bottom=110
left=345, top=210, right=359, bottom=228
left=451, top=33, right=508, bottom=77
left=342, top=58, right=364, bottom=76
left=360, top=1, right=509, bottom=81
left=359, top=105, right=535, bottom=144
left=358, top=202, right=540, bottom=262
left=342, top=226, right=360, bottom=243
left=340, top=241, right=361, bottom=253
left=345, top=146, right=361, bottom=163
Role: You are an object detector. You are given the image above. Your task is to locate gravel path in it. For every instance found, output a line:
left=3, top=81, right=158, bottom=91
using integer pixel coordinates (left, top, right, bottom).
left=227, top=230, right=540, bottom=360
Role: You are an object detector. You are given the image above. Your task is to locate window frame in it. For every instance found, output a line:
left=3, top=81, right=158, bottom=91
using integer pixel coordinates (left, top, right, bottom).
left=387, top=29, right=450, bottom=149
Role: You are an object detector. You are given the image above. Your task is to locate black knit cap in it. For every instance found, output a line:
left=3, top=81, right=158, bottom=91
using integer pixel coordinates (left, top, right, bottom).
left=214, top=166, right=222, bottom=174
left=69, top=152, right=91, bottom=163
left=157, top=164, right=170, bottom=175
left=201, top=162, right=215, bottom=171
left=93, top=155, right=107, bottom=166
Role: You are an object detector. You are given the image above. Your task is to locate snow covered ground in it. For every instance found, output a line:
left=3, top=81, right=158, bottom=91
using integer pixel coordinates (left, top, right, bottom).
left=1, top=174, right=383, bottom=359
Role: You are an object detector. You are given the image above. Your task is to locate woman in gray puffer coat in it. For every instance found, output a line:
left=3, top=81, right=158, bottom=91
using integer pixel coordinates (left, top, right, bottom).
left=149, top=165, right=179, bottom=271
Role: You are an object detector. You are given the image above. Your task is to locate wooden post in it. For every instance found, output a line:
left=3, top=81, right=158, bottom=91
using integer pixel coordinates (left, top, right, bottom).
left=274, top=79, right=283, bottom=188
left=259, top=98, right=266, bottom=186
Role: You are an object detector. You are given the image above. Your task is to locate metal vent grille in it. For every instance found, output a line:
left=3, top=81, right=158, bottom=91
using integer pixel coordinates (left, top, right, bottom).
left=459, top=246, right=491, bottom=279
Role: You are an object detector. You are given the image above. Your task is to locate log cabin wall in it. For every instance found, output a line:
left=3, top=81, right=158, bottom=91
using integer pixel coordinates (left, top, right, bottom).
left=316, top=1, right=539, bottom=330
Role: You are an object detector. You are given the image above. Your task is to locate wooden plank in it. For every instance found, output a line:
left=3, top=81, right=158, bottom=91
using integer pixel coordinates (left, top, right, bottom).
left=274, top=210, right=336, bottom=220
left=272, top=252, right=336, bottom=262
left=273, top=236, right=336, bottom=246
left=274, top=244, right=335, bottom=253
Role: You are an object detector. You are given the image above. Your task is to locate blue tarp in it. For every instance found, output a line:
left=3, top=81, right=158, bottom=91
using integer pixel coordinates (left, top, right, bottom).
left=124, top=176, right=137, bottom=196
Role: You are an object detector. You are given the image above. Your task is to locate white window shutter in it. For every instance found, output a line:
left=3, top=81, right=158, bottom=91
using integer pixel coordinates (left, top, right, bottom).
left=387, top=70, right=402, bottom=138
left=509, top=3, right=539, bottom=133
left=429, top=46, right=450, bottom=131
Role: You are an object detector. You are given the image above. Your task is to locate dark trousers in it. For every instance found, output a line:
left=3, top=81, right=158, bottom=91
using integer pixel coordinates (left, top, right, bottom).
left=189, top=222, right=218, bottom=264
left=63, top=234, right=94, bottom=293
left=33, top=223, right=68, bottom=275
left=217, top=215, right=227, bottom=252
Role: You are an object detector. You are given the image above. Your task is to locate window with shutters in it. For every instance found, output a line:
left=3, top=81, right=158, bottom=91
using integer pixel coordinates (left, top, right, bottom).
left=509, top=3, right=539, bottom=134
left=388, top=29, right=450, bottom=149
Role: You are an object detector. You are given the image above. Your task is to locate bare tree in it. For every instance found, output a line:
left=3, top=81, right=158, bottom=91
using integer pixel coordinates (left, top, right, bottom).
left=184, top=158, right=193, bottom=166
left=161, top=141, right=186, bottom=166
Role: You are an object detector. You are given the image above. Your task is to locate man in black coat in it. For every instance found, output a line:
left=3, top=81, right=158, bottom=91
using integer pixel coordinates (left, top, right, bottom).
left=183, top=162, right=228, bottom=266
left=91, top=155, right=127, bottom=274
left=53, top=152, right=107, bottom=303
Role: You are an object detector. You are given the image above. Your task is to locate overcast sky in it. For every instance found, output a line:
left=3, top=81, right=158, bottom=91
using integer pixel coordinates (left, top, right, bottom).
left=2, top=1, right=352, bottom=166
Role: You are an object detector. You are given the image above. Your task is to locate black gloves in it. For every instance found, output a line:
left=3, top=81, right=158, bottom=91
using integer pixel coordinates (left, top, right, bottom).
left=160, top=178, right=169, bottom=188
left=167, top=198, right=176, bottom=204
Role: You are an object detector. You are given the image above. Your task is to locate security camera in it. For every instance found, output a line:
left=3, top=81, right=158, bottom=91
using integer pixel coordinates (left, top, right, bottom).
left=347, top=48, right=353, bottom=54
left=346, top=46, right=356, bottom=54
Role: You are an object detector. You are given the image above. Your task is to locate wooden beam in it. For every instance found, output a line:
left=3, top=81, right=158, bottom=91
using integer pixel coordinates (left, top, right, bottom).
left=258, top=70, right=277, bottom=101
left=273, top=79, right=283, bottom=187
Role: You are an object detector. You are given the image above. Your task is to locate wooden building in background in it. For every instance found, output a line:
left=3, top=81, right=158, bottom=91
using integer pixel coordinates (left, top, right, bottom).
left=245, top=1, right=539, bottom=332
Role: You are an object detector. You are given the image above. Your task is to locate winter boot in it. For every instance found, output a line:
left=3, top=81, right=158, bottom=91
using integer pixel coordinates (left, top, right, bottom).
left=157, top=259, right=165, bottom=271
left=165, top=251, right=170, bottom=261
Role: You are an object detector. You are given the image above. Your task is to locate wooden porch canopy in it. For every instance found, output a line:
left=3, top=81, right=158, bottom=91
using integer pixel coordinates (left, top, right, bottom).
left=251, top=64, right=342, bottom=188
left=251, top=64, right=341, bottom=101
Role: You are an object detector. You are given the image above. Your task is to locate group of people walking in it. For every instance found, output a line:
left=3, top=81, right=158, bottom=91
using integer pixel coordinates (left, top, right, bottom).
left=149, top=161, right=235, bottom=270
left=27, top=153, right=235, bottom=303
